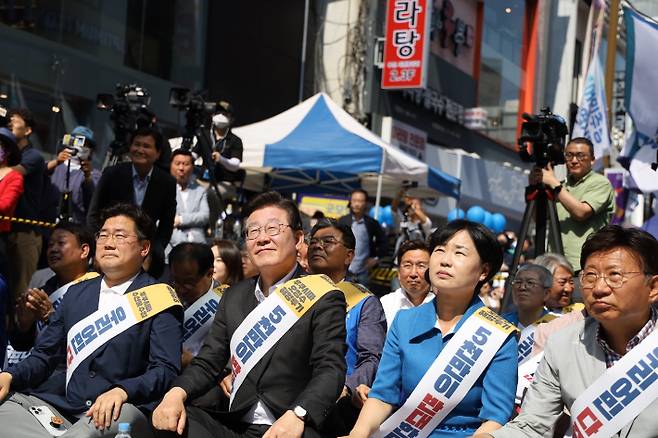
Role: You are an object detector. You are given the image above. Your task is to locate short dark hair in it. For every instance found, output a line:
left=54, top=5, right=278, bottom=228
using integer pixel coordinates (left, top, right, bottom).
left=580, top=225, right=658, bottom=275
left=98, top=203, right=155, bottom=241
left=212, top=239, right=244, bottom=285
left=8, top=108, right=35, bottom=130
left=426, top=219, right=503, bottom=293
left=397, top=239, right=429, bottom=264
left=242, top=191, right=303, bottom=231
left=568, top=137, right=595, bottom=159
left=171, top=148, right=194, bottom=162
left=350, top=188, right=369, bottom=200
left=169, top=242, right=214, bottom=277
left=309, top=218, right=356, bottom=250
left=52, top=221, right=95, bottom=260
left=130, top=126, right=164, bottom=152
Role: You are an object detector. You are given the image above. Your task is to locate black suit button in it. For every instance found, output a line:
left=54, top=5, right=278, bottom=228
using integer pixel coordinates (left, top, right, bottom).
left=89, top=371, right=96, bottom=378
left=85, top=400, right=92, bottom=407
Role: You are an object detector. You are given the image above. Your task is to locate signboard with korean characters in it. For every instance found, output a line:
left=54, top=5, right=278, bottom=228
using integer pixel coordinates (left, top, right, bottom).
left=382, top=0, right=431, bottom=89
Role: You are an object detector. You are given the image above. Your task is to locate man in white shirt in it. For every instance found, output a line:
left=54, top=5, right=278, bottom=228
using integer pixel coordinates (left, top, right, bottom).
left=380, top=239, right=433, bottom=328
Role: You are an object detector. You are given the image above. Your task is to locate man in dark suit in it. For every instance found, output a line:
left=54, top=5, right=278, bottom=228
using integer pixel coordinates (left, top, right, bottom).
left=0, top=203, right=183, bottom=437
left=152, top=191, right=347, bottom=438
left=337, top=189, right=387, bottom=286
left=88, top=127, right=177, bottom=277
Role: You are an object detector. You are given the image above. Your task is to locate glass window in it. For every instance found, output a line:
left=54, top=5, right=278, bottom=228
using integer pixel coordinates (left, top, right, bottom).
left=477, top=0, right=526, bottom=146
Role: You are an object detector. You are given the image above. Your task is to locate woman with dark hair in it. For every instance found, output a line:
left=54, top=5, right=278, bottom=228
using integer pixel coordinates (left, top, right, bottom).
left=343, top=220, right=517, bottom=438
left=211, top=239, right=244, bottom=286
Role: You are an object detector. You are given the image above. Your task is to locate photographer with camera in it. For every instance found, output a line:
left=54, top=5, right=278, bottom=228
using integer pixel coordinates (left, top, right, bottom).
left=47, top=126, right=101, bottom=224
left=528, top=137, right=614, bottom=271
left=209, top=100, right=243, bottom=185
left=391, top=185, right=432, bottom=257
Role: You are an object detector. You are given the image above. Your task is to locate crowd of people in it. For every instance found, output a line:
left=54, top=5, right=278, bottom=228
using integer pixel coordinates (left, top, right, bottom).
left=0, top=106, right=656, bottom=438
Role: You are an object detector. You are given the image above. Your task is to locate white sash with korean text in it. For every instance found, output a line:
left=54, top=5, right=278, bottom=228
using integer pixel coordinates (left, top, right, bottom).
left=229, top=275, right=336, bottom=407
left=374, top=307, right=516, bottom=438
left=517, top=313, right=557, bottom=365
left=570, top=329, right=658, bottom=438
left=65, top=283, right=181, bottom=386
left=2, top=272, right=100, bottom=370
left=182, top=285, right=226, bottom=355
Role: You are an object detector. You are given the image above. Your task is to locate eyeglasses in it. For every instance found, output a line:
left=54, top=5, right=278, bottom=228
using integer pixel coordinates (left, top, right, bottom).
left=399, top=262, right=429, bottom=271
left=579, top=271, right=646, bottom=289
left=308, top=236, right=347, bottom=249
left=95, top=232, right=138, bottom=244
left=564, top=152, right=590, bottom=161
left=512, top=279, right=542, bottom=288
left=244, top=222, right=292, bottom=240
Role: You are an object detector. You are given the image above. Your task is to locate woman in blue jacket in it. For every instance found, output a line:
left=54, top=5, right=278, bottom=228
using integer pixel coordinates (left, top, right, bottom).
left=343, top=220, right=517, bottom=438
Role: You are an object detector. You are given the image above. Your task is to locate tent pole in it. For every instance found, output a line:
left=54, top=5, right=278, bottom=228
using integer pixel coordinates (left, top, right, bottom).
left=374, top=149, right=385, bottom=220
left=374, top=173, right=383, bottom=220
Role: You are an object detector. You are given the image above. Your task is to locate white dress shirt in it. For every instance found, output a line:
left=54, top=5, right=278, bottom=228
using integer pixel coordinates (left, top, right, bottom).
left=98, top=273, right=139, bottom=310
left=380, top=287, right=435, bottom=329
left=241, top=265, right=297, bottom=425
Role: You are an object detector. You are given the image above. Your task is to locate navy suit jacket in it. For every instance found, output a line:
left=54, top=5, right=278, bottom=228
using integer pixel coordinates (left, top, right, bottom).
left=8, top=271, right=183, bottom=415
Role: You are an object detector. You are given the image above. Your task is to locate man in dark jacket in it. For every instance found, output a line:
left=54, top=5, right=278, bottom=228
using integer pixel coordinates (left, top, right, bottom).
left=88, top=127, right=176, bottom=277
left=0, top=203, right=182, bottom=438
left=337, top=189, right=388, bottom=286
left=152, top=191, right=346, bottom=438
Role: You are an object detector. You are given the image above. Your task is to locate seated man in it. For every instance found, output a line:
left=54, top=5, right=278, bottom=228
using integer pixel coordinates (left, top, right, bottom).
left=379, top=239, right=433, bottom=329
left=534, top=253, right=581, bottom=314
left=152, top=191, right=347, bottom=438
left=0, top=203, right=183, bottom=438
left=306, top=219, right=386, bottom=436
left=169, top=242, right=223, bottom=366
left=476, top=225, right=658, bottom=438
left=5, top=222, right=97, bottom=368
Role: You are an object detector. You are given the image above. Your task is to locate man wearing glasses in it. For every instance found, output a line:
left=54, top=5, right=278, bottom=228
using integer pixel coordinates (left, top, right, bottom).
left=476, top=225, right=658, bottom=438
left=0, top=203, right=183, bottom=437
left=306, top=219, right=386, bottom=436
left=529, top=137, right=614, bottom=271
left=152, top=191, right=347, bottom=438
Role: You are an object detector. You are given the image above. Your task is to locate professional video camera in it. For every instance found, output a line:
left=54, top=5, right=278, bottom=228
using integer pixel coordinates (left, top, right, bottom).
left=518, top=107, right=568, bottom=168
left=169, top=88, right=217, bottom=149
left=97, top=83, right=154, bottom=167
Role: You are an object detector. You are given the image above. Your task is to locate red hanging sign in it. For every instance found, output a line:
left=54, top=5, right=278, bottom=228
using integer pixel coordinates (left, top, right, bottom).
left=381, top=0, right=431, bottom=89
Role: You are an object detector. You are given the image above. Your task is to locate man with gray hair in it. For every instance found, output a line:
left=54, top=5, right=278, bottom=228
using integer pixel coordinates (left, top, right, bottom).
left=534, top=253, right=580, bottom=313
left=503, top=264, right=557, bottom=364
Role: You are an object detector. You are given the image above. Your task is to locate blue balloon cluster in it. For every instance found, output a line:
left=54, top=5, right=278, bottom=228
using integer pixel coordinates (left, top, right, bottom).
left=447, top=206, right=507, bottom=233
left=369, top=205, right=395, bottom=228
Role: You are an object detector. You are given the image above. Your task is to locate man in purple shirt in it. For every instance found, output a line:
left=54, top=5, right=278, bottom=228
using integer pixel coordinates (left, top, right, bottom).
left=306, top=218, right=386, bottom=436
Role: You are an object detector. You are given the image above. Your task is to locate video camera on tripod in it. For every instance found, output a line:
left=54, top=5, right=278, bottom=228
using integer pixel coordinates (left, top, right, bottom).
left=518, top=107, right=568, bottom=168
left=169, top=88, right=229, bottom=231
left=97, top=83, right=154, bottom=168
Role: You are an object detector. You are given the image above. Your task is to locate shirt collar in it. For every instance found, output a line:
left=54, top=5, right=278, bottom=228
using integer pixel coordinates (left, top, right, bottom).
left=352, top=214, right=365, bottom=224
left=131, top=164, right=154, bottom=182
left=399, top=288, right=434, bottom=306
left=100, top=272, right=140, bottom=295
left=254, top=264, right=298, bottom=303
left=409, top=294, right=484, bottom=342
left=596, top=306, right=657, bottom=365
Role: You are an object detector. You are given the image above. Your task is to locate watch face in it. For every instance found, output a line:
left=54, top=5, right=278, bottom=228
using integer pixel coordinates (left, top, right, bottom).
left=293, top=405, right=307, bottom=418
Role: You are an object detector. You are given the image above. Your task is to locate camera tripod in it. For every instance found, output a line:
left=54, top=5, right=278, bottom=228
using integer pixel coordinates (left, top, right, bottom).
left=501, top=182, right=564, bottom=310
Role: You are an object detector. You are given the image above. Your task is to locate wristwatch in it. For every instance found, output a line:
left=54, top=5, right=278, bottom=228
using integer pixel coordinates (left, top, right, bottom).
left=292, top=405, right=308, bottom=422
left=552, top=184, right=563, bottom=196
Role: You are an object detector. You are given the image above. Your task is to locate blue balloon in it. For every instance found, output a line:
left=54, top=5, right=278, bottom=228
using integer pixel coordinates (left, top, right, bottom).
left=483, top=211, right=494, bottom=230
left=382, top=205, right=395, bottom=228
left=491, top=213, right=507, bottom=233
left=447, top=208, right=465, bottom=222
left=466, top=206, right=485, bottom=223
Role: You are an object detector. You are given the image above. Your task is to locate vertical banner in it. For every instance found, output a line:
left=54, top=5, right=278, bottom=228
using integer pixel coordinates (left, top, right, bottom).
left=382, top=0, right=431, bottom=89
